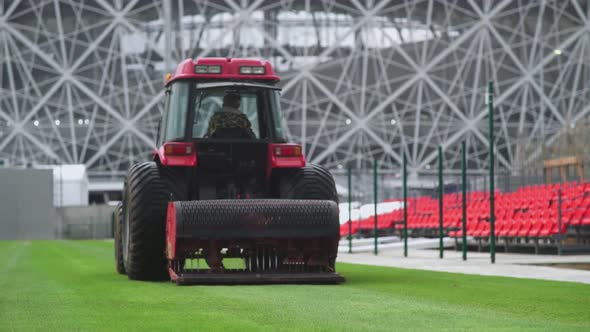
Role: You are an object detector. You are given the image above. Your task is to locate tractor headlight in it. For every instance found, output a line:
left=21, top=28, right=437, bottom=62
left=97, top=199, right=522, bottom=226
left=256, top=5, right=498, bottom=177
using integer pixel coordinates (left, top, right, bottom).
left=207, top=65, right=222, bottom=74
left=240, top=66, right=265, bottom=75
left=195, top=65, right=222, bottom=74
left=239, top=66, right=252, bottom=74
left=252, top=66, right=265, bottom=74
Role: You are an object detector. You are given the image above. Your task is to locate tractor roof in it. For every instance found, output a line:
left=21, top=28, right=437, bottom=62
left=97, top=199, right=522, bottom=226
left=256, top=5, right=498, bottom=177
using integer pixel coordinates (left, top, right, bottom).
left=166, top=58, right=280, bottom=86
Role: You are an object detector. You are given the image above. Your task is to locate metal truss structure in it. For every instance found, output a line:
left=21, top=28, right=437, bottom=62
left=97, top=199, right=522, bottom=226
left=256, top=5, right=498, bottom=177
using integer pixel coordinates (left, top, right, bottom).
left=1, top=0, right=589, bottom=179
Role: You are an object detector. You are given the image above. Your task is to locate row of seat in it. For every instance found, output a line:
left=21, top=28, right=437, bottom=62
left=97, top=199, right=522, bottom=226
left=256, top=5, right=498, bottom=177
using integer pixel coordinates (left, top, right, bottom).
left=448, top=220, right=568, bottom=238
left=340, top=180, right=590, bottom=238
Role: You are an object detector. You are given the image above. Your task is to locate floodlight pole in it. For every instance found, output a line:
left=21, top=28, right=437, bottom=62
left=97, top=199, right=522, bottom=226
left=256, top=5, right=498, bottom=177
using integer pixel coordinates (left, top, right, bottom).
left=488, top=81, right=496, bottom=264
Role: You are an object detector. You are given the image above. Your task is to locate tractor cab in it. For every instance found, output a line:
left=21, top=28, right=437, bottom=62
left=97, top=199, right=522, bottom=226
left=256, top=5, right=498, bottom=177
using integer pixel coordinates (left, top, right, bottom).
left=157, top=58, right=286, bottom=144
left=154, top=58, right=303, bottom=200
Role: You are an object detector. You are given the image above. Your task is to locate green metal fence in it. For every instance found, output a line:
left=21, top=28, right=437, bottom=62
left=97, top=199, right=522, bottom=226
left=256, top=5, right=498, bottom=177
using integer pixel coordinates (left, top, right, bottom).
left=335, top=160, right=589, bottom=259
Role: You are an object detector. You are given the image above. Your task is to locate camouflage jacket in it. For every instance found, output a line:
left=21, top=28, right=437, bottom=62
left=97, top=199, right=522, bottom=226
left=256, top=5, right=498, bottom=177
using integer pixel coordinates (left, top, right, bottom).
left=206, top=109, right=256, bottom=138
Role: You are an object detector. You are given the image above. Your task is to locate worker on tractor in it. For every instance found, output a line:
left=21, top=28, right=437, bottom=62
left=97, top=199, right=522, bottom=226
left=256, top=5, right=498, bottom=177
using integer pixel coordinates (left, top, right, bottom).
left=206, top=91, right=256, bottom=139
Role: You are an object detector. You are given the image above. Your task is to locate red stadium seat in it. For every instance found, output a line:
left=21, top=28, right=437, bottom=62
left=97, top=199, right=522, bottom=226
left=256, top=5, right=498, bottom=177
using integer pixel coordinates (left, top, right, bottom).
left=528, top=220, right=545, bottom=237
left=494, top=221, right=511, bottom=236
left=517, top=221, right=532, bottom=237
left=479, top=224, right=491, bottom=237
left=340, top=222, right=358, bottom=237
left=538, top=222, right=555, bottom=237
left=570, top=209, right=584, bottom=226
left=466, top=222, right=481, bottom=236
left=472, top=222, right=489, bottom=237
left=497, top=221, right=512, bottom=237
left=562, top=210, right=574, bottom=225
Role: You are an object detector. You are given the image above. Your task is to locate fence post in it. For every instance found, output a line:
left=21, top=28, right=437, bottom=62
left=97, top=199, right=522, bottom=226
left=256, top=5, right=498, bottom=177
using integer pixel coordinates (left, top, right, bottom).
left=403, top=153, right=408, bottom=257
left=373, top=160, right=378, bottom=255
left=462, top=141, right=467, bottom=261
left=488, top=80, right=496, bottom=264
left=558, top=188, right=563, bottom=256
left=348, top=166, right=353, bottom=254
left=438, top=146, right=444, bottom=259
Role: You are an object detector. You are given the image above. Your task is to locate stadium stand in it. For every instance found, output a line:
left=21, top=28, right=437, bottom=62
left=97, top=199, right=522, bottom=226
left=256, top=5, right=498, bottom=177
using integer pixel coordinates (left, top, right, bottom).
left=340, top=181, right=590, bottom=253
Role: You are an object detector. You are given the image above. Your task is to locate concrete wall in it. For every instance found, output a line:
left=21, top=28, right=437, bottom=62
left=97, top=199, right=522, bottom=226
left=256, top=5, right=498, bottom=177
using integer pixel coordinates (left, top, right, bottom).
left=0, top=168, right=116, bottom=240
left=0, top=168, right=56, bottom=240
left=56, top=205, right=116, bottom=239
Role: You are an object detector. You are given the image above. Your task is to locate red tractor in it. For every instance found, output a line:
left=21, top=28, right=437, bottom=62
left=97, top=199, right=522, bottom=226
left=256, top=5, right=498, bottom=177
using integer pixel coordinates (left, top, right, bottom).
left=113, top=58, right=344, bottom=285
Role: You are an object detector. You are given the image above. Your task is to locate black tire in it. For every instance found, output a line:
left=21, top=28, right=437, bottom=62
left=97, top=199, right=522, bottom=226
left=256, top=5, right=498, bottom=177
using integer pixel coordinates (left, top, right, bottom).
left=123, top=161, right=182, bottom=281
left=121, top=163, right=141, bottom=273
left=114, top=202, right=126, bottom=275
left=279, top=163, right=339, bottom=271
left=279, top=163, right=338, bottom=203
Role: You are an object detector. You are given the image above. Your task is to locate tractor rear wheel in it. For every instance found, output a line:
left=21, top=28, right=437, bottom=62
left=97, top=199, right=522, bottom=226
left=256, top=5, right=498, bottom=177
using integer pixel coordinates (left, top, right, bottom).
left=279, top=163, right=338, bottom=203
left=279, top=163, right=339, bottom=270
left=123, top=162, right=174, bottom=281
left=113, top=202, right=126, bottom=275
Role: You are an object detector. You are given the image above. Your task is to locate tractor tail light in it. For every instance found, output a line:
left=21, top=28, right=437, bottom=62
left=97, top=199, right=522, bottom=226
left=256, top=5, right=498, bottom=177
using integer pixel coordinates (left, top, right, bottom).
left=274, top=145, right=302, bottom=157
left=158, top=142, right=197, bottom=167
left=268, top=144, right=305, bottom=170
left=164, top=142, right=194, bottom=156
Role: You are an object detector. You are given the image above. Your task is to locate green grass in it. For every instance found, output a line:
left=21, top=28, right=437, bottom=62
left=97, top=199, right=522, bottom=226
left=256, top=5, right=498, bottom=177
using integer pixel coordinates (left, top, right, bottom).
left=1, top=241, right=589, bottom=331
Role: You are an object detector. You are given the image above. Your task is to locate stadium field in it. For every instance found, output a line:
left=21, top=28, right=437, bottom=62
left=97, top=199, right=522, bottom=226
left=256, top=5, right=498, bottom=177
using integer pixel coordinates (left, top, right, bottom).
left=1, top=240, right=589, bottom=331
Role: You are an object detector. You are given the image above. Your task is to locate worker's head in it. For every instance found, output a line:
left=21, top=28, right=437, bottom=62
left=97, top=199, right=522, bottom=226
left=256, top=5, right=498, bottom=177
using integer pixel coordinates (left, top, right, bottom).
left=223, top=91, right=241, bottom=109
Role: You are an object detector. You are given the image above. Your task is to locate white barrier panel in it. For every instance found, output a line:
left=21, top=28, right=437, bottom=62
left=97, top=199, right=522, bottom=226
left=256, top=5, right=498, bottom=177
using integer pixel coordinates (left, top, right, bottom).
left=338, top=237, right=456, bottom=253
